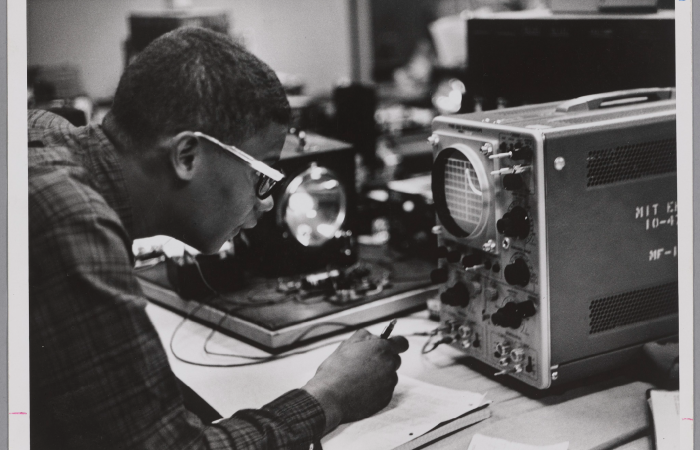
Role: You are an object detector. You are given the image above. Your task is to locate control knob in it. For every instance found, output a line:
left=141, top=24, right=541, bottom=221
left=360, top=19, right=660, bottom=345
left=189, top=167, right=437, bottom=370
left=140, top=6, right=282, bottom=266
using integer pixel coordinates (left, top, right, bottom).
left=461, top=252, right=483, bottom=268
left=439, top=282, right=470, bottom=307
left=497, top=206, right=530, bottom=239
left=502, top=174, right=525, bottom=191
left=430, top=267, right=449, bottom=284
left=504, top=258, right=531, bottom=286
left=491, top=300, right=537, bottom=329
left=511, top=144, right=533, bottom=161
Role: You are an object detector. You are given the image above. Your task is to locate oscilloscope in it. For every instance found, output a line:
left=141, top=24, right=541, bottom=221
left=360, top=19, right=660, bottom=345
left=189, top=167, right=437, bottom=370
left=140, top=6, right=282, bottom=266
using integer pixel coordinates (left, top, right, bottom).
left=429, top=88, right=678, bottom=388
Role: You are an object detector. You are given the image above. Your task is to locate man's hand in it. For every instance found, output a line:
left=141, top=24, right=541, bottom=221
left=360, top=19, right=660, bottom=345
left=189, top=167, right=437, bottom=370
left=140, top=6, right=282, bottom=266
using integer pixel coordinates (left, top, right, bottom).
left=302, top=329, right=409, bottom=434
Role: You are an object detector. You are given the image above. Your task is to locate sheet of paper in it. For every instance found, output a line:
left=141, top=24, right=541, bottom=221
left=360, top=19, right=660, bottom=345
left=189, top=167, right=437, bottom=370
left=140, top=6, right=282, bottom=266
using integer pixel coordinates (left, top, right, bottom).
left=648, top=390, right=680, bottom=450
left=322, top=376, right=485, bottom=450
left=467, top=433, right=569, bottom=450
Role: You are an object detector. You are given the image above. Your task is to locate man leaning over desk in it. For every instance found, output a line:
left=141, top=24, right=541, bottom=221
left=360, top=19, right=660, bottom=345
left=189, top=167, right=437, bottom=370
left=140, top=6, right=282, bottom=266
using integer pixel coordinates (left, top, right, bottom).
left=29, top=27, right=408, bottom=449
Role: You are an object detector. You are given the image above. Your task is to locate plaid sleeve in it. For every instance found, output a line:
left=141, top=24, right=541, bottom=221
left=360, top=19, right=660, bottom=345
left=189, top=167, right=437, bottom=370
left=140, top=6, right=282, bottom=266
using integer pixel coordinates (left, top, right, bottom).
left=209, top=390, right=326, bottom=450
left=29, top=170, right=326, bottom=449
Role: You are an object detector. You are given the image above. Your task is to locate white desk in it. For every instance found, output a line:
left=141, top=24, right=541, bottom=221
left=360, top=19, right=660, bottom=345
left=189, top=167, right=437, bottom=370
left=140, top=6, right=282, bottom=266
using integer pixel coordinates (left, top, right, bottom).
left=146, top=303, right=655, bottom=450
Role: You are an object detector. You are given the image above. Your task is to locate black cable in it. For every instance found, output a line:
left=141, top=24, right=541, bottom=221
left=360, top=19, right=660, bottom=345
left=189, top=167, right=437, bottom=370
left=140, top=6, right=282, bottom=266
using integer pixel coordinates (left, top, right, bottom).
left=169, top=250, right=441, bottom=367
left=421, top=334, right=451, bottom=355
left=187, top=254, right=296, bottom=308
left=169, top=306, right=439, bottom=368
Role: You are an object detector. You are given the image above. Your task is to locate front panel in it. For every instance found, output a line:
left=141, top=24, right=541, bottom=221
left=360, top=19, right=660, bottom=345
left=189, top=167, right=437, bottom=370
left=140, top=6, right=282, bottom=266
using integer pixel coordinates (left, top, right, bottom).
left=431, top=119, right=551, bottom=388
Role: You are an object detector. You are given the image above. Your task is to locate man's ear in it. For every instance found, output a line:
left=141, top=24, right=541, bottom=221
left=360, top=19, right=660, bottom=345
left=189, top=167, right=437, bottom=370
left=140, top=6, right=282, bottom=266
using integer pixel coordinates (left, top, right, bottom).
left=168, top=131, right=201, bottom=181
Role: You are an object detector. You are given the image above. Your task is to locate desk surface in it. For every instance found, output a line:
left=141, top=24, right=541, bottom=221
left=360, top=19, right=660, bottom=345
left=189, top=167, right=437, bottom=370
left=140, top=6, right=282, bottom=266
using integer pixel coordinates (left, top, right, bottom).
left=146, top=303, right=655, bottom=450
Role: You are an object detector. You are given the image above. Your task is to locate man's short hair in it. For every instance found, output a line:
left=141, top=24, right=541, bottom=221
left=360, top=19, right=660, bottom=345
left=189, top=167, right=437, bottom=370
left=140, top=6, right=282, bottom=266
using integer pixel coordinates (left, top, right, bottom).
left=108, top=27, right=290, bottom=149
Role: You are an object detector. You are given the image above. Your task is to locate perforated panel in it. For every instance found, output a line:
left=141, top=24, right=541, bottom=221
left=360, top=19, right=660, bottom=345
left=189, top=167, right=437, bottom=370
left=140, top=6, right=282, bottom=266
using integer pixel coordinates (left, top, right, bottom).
left=586, top=138, right=676, bottom=187
left=588, top=282, right=678, bottom=334
left=444, top=157, right=483, bottom=234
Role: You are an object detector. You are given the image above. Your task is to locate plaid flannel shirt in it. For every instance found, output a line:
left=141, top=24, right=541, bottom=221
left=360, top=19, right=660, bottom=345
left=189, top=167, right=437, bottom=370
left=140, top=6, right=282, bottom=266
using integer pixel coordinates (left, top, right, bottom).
left=28, top=110, right=325, bottom=449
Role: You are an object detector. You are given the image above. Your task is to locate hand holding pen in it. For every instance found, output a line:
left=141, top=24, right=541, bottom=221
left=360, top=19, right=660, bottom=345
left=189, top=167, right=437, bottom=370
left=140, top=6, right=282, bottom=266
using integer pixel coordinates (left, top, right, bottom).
left=302, top=318, right=408, bottom=431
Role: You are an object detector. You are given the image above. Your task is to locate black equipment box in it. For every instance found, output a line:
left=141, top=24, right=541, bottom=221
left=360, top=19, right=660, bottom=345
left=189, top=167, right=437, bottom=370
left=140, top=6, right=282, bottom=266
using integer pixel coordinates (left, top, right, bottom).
left=466, top=10, right=675, bottom=110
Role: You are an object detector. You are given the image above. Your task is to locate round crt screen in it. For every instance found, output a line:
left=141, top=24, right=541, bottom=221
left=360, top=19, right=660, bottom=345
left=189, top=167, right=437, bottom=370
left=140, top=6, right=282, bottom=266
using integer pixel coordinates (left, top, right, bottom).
left=282, top=164, right=347, bottom=247
left=432, top=147, right=486, bottom=238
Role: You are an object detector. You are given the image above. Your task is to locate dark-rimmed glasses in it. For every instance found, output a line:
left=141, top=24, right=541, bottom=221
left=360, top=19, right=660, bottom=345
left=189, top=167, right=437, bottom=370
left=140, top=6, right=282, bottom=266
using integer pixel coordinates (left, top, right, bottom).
left=194, top=131, right=286, bottom=199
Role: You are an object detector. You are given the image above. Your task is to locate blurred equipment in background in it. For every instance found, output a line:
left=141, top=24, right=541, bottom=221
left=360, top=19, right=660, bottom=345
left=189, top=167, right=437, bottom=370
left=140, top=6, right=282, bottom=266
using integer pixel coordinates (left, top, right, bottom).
left=332, top=82, right=379, bottom=169
left=429, top=14, right=467, bottom=70
left=240, top=132, right=359, bottom=276
left=134, top=131, right=439, bottom=349
left=430, top=88, right=677, bottom=389
left=371, top=0, right=437, bottom=83
left=28, top=64, right=91, bottom=125
left=165, top=248, right=247, bottom=300
left=137, top=241, right=437, bottom=349
left=466, top=9, right=675, bottom=111
left=126, top=8, right=230, bottom=65
left=386, top=175, right=435, bottom=259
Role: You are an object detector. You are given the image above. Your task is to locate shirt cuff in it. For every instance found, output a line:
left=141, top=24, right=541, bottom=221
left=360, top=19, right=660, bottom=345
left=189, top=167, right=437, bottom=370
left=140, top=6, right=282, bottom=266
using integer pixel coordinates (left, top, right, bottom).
left=263, top=389, right=326, bottom=444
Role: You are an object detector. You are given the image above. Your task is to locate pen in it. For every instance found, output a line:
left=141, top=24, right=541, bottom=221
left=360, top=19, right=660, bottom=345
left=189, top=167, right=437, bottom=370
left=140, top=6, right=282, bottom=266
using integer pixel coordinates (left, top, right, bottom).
left=380, top=319, right=397, bottom=339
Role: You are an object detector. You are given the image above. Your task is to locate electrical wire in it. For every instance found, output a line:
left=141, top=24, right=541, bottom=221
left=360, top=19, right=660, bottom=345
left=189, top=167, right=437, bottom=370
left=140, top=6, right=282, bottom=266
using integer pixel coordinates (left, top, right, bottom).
left=421, top=333, right=452, bottom=355
left=168, top=305, right=440, bottom=368
left=186, top=253, right=296, bottom=309
left=167, top=250, right=442, bottom=367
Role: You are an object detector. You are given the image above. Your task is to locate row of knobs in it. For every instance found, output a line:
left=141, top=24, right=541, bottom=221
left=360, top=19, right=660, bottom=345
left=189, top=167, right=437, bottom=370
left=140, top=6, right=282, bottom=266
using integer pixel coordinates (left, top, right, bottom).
left=441, top=284, right=536, bottom=329
left=431, top=256, right=530, bottom=287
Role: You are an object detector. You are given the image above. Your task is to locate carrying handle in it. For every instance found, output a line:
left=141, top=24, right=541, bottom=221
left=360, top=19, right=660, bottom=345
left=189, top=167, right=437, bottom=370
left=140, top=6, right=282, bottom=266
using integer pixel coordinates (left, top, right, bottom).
left=555, top=88, right=676, bottom=113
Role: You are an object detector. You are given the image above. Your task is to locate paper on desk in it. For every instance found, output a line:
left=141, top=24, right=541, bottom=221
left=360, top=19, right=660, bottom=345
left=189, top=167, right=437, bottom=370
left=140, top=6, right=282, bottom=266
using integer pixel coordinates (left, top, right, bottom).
left=322, top=375, right=486, bottom=450
left=648, top=390, right=680, bottom=450
left=468, top=433, right=569, bottom=450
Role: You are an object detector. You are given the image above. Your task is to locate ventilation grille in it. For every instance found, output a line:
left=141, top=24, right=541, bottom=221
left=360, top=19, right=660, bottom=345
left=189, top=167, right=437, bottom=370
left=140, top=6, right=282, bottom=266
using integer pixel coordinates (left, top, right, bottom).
left=589, top=282, right=678, bottom=334
left=586, top=138, right=676, bottom=187
left=552, top=104, right=673, bottom=125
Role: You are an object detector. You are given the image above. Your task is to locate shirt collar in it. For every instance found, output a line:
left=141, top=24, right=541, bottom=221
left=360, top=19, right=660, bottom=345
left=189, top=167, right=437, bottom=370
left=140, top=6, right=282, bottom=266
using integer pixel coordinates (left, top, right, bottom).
left=80, top=122, right=137, bottom=240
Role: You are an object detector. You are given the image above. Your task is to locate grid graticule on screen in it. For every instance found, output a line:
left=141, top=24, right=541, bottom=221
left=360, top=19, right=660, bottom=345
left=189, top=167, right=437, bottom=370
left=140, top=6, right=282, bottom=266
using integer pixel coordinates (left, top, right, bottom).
left=444, top=158, right=482, bottom=233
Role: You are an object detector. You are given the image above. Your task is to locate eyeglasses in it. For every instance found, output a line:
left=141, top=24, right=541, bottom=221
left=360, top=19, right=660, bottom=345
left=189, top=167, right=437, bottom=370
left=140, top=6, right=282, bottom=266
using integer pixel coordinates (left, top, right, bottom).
left=193, top=131, right=286, bottom=199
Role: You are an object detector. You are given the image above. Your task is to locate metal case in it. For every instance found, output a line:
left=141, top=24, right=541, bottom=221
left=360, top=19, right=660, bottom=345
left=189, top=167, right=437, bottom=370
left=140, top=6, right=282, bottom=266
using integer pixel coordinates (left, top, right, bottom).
left=430, top=89, right=678, bottom=388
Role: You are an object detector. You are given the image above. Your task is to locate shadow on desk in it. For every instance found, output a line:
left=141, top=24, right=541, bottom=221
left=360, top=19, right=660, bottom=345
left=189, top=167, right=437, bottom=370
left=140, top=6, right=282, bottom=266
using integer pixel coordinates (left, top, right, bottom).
left=177, top=377, right=223, bottom=424
left=453, top=353, right=659, bottom=403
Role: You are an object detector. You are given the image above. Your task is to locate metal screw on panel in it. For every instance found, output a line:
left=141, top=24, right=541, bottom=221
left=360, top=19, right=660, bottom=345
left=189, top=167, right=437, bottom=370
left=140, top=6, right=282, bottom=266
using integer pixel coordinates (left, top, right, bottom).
left=482, top=239, right=497, bottom=253
left=502, top=238, right=511, bottom=250
left=428, top=134, right=440, bottom=146
left=480, top=143, right=493, bottom=156
left=551, top=371, right=559, bottom=381
left=554, top=157, right=566, bottom=171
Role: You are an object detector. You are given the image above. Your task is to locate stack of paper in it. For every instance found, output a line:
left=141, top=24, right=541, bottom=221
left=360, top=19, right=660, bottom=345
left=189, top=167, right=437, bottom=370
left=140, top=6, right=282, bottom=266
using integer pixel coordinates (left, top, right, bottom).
left=467, top=434, right=569, bottom=450
left=322, top=376, right=487, bottom=450
left=647, top=389, right=680, bottom=450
